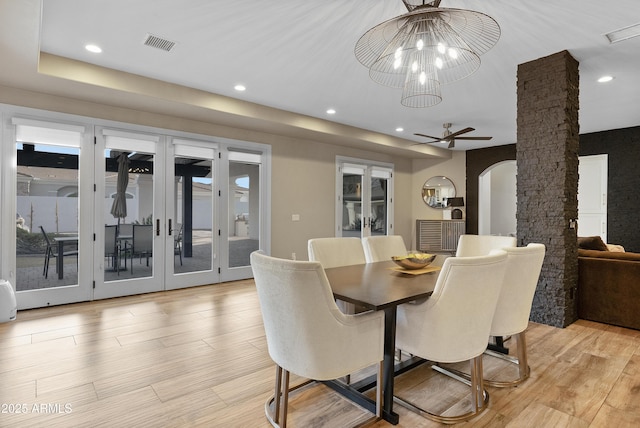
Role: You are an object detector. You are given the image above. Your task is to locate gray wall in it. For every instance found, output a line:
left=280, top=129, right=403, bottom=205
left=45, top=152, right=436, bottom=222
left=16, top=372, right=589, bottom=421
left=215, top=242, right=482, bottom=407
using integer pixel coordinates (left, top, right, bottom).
left=580, top=126, right=640, bottom=252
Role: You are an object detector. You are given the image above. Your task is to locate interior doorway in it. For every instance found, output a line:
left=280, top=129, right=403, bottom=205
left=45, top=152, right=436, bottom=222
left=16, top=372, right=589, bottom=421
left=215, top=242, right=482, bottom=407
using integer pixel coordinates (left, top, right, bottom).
left=478, top=155, right=608, bottom=240
left=478, top=160, right=517, bottom=237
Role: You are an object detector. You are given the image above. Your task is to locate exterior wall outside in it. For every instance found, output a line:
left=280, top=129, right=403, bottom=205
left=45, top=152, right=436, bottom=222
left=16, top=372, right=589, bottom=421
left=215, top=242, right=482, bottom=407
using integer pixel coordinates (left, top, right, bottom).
left=17, top=196, right=78, bottom=234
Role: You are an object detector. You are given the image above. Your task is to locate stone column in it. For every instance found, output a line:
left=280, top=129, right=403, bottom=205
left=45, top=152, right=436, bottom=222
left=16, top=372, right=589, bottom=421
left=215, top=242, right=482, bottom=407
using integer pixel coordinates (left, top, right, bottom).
left=516, top=50, right=579, bottom=327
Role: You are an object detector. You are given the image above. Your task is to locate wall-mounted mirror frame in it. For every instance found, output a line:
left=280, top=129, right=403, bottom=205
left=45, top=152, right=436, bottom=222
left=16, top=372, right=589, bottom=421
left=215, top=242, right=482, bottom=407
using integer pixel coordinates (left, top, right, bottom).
left=422, top=176, right=456, bottom=209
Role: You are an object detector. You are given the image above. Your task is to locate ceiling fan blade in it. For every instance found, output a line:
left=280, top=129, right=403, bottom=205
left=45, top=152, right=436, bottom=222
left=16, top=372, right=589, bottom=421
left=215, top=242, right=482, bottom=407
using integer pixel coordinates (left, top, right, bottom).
left=411, top=141, right=442, bottom=146
left=455, top=136, right=493, bottom=140
left=414, top=133, right=442, bottom=140
left=447, top=127, right=475, bottom=139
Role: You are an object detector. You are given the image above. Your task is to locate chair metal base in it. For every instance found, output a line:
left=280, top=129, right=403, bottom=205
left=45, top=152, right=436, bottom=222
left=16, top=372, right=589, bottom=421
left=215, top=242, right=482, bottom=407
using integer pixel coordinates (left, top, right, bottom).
left=265, top=364, right=382, bottom=428
left=437, top=332, right=530, bottom=388
left=394, top=356, right=489, bottom=424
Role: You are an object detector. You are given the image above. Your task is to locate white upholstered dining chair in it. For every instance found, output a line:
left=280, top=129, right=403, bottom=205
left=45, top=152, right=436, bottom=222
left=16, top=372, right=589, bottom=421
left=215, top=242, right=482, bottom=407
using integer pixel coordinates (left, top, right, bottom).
left=455, top=234, right=517, bottom=351
left=456, top=234, right=517, bottom=257
left=436, top=243, right=545, bottom=388
left=250, top=251, right=384, bottom=428
left=393, top=251, right=509, bottom=424
left=308, top=237, right=367, bottom=315
left=485, top=243, right=545, bottom=386
left=307, top=237, right=366, bottom=268
left=362, top=235, right=408, bottom=263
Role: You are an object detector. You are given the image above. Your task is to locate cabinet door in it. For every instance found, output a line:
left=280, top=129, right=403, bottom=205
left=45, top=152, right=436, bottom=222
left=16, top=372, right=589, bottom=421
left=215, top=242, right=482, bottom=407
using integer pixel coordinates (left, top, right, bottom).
left=417, top=220, right=443, bottom=251
left=442, top=221, right=465, bottom=251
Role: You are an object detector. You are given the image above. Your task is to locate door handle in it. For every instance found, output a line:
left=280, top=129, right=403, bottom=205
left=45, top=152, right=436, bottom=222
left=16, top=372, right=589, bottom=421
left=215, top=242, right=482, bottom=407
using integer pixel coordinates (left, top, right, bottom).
left=156, top=219, right=160, bottom=236
left=168, top=219, right=173, bottom=236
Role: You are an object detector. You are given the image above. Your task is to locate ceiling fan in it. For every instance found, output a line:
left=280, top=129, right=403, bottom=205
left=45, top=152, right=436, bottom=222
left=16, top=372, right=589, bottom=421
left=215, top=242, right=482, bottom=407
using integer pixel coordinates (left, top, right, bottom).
left=414, top=123, right=492, bottom=149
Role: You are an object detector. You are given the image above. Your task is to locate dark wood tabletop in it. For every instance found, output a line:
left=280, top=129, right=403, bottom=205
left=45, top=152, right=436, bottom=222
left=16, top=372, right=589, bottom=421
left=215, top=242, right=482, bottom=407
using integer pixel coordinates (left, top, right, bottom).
left=324, top=260, right=439, bottom=310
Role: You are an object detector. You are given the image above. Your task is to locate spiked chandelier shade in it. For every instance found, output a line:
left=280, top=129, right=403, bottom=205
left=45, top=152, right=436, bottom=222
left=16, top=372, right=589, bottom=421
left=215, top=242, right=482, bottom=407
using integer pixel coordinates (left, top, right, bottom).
left=355, top=0, right=500, bottom=107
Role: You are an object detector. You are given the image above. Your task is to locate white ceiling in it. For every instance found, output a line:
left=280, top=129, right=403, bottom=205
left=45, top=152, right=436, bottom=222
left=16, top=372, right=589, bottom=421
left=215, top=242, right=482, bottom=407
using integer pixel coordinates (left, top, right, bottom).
left=2, top=0, right=640, bottom=154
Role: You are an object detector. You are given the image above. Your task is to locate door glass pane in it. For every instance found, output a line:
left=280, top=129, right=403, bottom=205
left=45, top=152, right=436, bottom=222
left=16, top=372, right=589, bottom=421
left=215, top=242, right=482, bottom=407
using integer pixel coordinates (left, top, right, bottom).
left=228, top=161, right=260, bottom=268
left=104, top=148, right=155, bottom=281
left=342, top=172, right=363, bottom=237
left=371, top=175, right=389, bottom=236
left=174, top=157, right=213, bottom=273
left=16, top=142, right=80, bottom=290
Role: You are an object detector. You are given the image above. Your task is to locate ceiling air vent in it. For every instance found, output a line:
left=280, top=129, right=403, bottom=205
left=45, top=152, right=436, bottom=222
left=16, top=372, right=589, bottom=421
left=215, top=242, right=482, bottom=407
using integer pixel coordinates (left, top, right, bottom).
left=143, top=34, right=176, bottom=52
left=605, top=22, right=640, bottom=44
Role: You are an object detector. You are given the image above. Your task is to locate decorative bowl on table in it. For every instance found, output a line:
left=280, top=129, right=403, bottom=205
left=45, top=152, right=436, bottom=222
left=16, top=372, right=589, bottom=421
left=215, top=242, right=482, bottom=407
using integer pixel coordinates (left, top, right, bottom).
left=391, top=253, right=436, bottom=270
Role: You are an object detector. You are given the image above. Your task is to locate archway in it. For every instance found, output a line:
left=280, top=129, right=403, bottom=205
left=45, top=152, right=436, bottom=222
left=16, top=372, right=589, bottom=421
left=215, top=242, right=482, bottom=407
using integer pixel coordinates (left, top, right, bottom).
left=478, top=160, right=516, bottom=236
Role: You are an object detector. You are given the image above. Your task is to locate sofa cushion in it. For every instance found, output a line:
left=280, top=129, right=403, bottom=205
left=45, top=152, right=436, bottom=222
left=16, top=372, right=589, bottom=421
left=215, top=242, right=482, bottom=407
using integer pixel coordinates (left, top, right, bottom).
left=606, top=244, right=625, bottom=252
left=578, top=249, right=640, bottom=262
left=578, top=236, right=608, bottom=251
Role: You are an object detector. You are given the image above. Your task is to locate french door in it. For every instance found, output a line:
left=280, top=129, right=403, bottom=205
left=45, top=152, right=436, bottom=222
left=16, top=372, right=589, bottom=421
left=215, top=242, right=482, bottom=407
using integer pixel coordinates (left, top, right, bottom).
left=3, top=108, right=269, bottom=309
left=220, top=150, right=266, bottom=282
left=8, top=117, right=94, bottom=309
left=94, top=130, right=223, bottom=298
left=164, top=139, right=217, bottom=290
left=336, top=157, right=394, bottom=238
left=94, top=128, right=166, bottom=298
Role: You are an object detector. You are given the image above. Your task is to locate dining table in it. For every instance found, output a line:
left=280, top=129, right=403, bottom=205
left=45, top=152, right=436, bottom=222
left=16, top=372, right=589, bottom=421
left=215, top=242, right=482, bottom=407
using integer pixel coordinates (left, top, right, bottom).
left=324, top=260, right=440, bottom=425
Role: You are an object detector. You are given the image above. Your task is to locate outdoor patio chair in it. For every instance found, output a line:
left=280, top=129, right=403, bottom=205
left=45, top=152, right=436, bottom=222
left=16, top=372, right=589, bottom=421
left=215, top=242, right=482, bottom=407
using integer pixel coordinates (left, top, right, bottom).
left=105, top=225, right=129, bottom=274
left=40, top=226, right=78, bottom=279
left=118, top=223, right=133, bottom=238
left=130, top=224, right=153, bottom=273
left=174, top=223, right=183, bottom=266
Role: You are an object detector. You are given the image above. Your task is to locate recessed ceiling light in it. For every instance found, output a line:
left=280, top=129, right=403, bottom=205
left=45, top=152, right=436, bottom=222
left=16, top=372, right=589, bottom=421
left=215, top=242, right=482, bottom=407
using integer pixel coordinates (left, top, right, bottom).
left=395, top=127, right=404, bottom=132
left=234, top=84, right=246, bottom=91
left=326, top=109, right=336, bottom=115
left=597, top=75, right=614, bottom=83
left=85, top=44, right=102, bottom=53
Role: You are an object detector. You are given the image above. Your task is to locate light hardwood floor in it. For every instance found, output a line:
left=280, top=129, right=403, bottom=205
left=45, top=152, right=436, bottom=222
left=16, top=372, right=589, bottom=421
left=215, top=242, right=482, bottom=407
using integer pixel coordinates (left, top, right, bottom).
left=1, top=280, right=640, bottom=427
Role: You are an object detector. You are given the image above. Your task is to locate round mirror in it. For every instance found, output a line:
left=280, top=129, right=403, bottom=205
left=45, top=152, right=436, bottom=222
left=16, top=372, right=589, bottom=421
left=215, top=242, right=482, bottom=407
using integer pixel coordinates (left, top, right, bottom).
left=422, top=176, right=456, bottom=208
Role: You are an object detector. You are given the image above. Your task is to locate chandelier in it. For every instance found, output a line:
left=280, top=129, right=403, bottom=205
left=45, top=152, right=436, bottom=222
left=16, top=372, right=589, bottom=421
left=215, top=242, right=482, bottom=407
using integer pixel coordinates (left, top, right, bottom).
left=355, top=0, right=500, bottom=108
